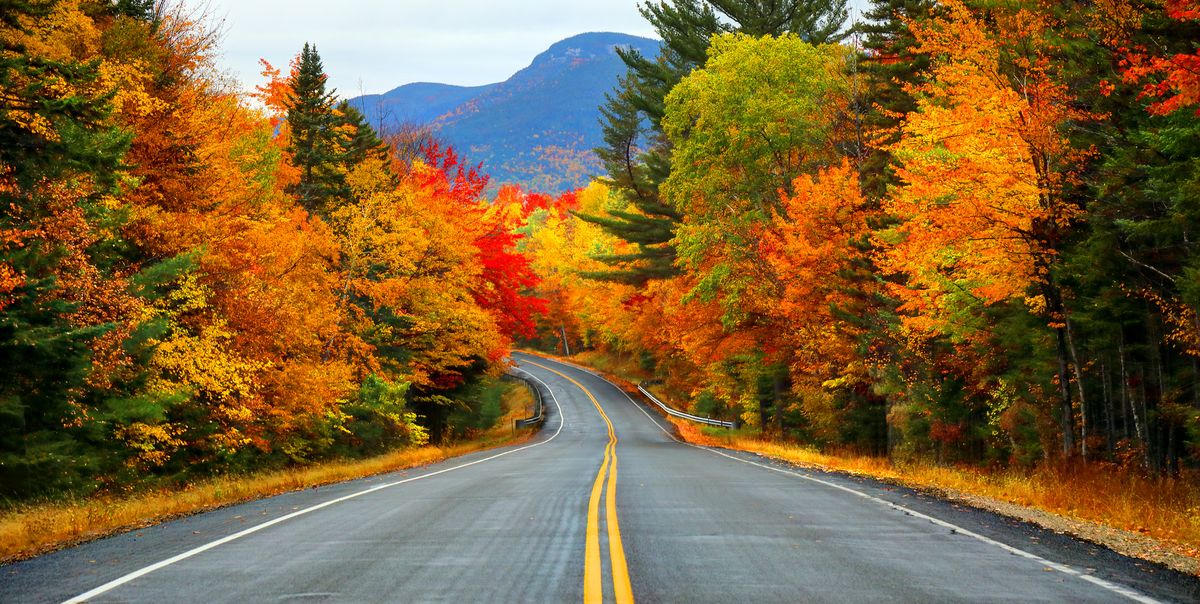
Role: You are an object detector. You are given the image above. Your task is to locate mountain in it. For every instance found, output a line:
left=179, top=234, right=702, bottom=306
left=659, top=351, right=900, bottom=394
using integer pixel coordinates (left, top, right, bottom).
left=349, top=32, right=661, bottom=194
left=351, top=82, right=493, bottom=126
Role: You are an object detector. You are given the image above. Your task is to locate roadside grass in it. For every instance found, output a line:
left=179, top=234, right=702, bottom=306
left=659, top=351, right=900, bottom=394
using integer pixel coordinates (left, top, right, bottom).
left=572, top=350, right=654, bottom=383
left=0, top=382, right=536, bottom=564
left=542, top=348, right=1200, bottom=570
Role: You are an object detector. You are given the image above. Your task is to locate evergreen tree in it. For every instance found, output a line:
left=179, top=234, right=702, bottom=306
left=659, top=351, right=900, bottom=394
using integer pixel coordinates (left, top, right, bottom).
left=856, top=0, right=934, bottom=198
left=286, top=43, right=347, bottom=215
left=0, top=0, right=135, bottom=496
left=580, top=0, right=850, bottom=285
left=578, top=77, right=681, bottom=283
left=338, top=100, right=389, bottom=169
left=107, top=0, right=156, bottom=20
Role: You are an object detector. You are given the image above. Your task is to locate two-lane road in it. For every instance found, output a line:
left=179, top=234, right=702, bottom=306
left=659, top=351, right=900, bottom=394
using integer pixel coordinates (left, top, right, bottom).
left=3, top=353, right=1196, bottom=603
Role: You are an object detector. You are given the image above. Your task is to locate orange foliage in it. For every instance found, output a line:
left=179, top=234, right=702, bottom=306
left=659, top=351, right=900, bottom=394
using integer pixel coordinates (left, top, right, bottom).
left=880, top=0, right=1087, bottom=337
left=763, top=160, right=875, bottom=383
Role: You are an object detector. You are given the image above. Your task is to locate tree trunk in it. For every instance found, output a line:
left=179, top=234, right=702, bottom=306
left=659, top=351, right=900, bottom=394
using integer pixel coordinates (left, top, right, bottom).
left=1137, top=362, right=1151, bottom=469
left=772, top=368, right=788, bottom=437
left=1101, top=359, right=1115, bottom=456
left=1054, top=325, right=1076, bottom=457
left=559, top=323, right=571, bottom=356
left=1120, top=339, right=1132, bottom=440
left=1064, top=318, right=1088, bottom=460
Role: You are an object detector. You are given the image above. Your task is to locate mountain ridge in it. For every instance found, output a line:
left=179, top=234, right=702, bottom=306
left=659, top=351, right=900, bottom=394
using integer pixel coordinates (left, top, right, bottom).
left=349, top=32, right=661, bottom=193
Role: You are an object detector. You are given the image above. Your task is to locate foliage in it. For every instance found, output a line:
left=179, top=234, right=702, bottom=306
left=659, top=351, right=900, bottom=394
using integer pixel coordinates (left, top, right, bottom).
left=0, top=2, right=543, bottom=500
left=524, top=0, right=1200, bottom=476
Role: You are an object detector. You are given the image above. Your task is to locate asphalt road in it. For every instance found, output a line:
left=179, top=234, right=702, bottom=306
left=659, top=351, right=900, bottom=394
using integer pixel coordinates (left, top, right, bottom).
left=4, top=352, right=1199, bottom=603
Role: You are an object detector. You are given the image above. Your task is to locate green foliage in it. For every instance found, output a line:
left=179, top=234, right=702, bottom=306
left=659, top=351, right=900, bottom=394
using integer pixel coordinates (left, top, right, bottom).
left=285, top=43, right=348, bottom=215
left=581, top=0, right=851, bottom=285
left=664, top=34, right=848, bottom=319
left=335, top=375, right=427, bottom=456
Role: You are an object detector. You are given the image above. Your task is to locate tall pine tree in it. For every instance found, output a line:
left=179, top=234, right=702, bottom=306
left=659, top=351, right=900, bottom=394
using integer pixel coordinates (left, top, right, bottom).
left=856, top=0, right=935, bottom=198
left=286, top=43, right=347, bottom=215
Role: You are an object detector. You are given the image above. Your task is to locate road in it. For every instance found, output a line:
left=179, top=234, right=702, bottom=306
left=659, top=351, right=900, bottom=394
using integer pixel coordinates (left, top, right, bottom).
left=4, top=352, right=1198, bottom=603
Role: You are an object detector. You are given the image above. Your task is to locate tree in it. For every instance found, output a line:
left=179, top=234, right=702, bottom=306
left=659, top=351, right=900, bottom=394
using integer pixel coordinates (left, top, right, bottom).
left=579, top=0, right=851, bottom=285
left=1120, top=0, right=1200, bottom=116
left=660, top=33, right=851, bottom=433
left=0, top=0, right=142, bottom=496
left=856, top=0, right=936, bottom=197
left=285, top=43, right=347, bottom=215
left=663, top=33, right=849, bottom=322
left=878, top=0, right=1098, bottom=457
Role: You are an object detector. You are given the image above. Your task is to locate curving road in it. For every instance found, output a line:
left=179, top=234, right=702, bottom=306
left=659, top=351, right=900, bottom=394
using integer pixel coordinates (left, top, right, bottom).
left=3, top=352, right=1198, bottom=603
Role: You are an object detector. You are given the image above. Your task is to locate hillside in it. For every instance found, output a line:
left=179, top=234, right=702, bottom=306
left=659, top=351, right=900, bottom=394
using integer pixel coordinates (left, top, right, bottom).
left=349, top=32, right=661, bottom=193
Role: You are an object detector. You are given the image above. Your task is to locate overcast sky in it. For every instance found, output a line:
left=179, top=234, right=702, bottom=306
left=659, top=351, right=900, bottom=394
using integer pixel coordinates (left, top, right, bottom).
left=203, top=0, right=873, bottom=98
left=204, top=0, right=657, bottom=97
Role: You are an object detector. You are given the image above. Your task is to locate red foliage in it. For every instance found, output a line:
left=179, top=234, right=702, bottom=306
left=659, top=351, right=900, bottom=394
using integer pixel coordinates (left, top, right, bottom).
left=1120, top=0, right=1200, bottom=115
left=417, top=143, right=546, bottom=341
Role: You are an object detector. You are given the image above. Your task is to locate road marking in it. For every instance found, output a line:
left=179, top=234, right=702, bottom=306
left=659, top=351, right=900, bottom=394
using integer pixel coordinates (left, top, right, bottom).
left=62, top=371, right=565, bottom=604
left=531, top=355, right=1161, bottom=604
left=522, top=359, right=634, bottom=604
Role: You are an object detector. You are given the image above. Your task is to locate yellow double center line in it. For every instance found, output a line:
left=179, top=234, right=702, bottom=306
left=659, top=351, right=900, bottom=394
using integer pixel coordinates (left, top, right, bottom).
left=525, top=360, right=633, bottom=604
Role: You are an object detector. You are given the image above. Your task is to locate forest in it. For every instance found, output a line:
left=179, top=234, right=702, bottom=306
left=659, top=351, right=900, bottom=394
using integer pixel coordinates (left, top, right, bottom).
left=1, top=0, right=1198, bottom=508
left=523, top=0, right=1200, bottom=477
left=0, top=0, right=554, bottom=499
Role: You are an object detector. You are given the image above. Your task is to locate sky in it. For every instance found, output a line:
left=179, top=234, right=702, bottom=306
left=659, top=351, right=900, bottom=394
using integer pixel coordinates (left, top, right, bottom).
left=204, top=0, right=658, bottom=98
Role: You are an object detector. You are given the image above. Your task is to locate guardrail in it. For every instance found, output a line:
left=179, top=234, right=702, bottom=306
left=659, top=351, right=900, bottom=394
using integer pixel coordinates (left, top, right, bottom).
left=637, top=382, right=737, bottom=429
left=507, top=370, right=545, bottom=429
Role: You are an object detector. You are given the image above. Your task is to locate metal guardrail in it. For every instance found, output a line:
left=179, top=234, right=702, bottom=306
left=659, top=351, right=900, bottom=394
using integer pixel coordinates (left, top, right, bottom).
left=637, top=382, right=737, bottom=429
left=507, top=370, right=545, bottom=429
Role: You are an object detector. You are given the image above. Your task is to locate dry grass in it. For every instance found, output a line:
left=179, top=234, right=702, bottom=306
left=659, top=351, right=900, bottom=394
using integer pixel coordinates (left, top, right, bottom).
left=571, top=350, right=654, bottom=382
left=0, top=383, right=536, bottom=564
left=676, top=421, right=1200, bottom=566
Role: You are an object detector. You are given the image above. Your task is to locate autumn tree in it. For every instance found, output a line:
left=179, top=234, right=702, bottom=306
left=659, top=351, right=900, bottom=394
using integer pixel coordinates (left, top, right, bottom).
left=660, top=33, right=851, bottom=432
left=0, top=0, right=146, bottom=495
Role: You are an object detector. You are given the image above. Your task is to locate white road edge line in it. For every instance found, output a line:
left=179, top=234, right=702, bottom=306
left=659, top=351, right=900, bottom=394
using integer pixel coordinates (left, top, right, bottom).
left=531, top=355, right=1161, bottom=604
left=62, top=367, right=566, bottom=604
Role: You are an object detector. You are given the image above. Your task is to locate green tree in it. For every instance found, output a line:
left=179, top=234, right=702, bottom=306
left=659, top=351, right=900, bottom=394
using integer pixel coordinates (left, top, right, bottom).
left=286, top=43, right=347, bottom=215
left=579, top=0, right=850, bottom=285
left=856, top=0, right=934, bottom=198
left=338, top=100, right=389, bottom=169
left=0, top=0, right=142, bottom=496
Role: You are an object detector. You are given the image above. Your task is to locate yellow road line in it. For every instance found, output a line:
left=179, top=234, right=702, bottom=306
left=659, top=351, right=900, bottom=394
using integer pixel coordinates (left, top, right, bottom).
left=606, top=445, right=634, bottom=603
left=584, top=433, right=608, bottom=603
left=524, top=360, right=634, bottom=604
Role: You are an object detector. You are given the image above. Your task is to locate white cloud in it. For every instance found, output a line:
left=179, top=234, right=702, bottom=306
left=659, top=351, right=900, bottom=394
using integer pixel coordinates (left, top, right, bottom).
left=203, top=0, right=657, bottom=97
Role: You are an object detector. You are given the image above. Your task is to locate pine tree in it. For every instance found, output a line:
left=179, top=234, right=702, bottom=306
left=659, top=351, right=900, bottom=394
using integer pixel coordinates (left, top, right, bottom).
left=0, top=0, right=135, bottom=496
left=856, top=0, right=935, bottom=198
left=580, top=0, right=851, bottom=285
left=576, top=77, right=681, bottom=284
left=286, top=43, right=347, bottom=215
left=338, top=101, right=389, bottom=169
left=107, top=0, right=156, bottom=20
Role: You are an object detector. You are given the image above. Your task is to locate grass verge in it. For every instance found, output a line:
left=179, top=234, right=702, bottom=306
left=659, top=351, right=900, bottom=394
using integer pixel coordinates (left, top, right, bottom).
left=0, top=382, right=537, bottom=564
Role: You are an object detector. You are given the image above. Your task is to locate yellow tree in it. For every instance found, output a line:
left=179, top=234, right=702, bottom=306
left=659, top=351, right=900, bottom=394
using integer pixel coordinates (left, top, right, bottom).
left=878, top=0, right=1095, bottom=455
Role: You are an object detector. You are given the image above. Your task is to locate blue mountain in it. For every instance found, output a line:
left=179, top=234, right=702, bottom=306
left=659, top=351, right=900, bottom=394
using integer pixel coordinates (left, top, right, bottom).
left=349, top=32, right=661, bottom=193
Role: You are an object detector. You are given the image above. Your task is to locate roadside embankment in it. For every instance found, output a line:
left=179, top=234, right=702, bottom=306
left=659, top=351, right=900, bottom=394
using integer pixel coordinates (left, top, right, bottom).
left=0, top=382, right=536, bottom=564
